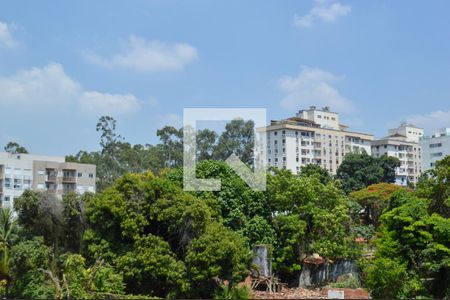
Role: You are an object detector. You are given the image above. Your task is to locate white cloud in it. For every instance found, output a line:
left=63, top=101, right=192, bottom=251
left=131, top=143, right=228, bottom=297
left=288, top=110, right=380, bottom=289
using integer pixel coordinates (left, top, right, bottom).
left=0, top=21, right=17, bottom=48
left=294, top=0, right=351, bottom=28
left=78, top=91, right=141, bottom=115
left=0, top=64, right=80, bottom=109
left=0, top=63, right=141, bottom=116
left=405, top=110, right=450, bottom=134
left=85, top=36, right=198, bottom=72
left=279, top=66, right=354, bottom=113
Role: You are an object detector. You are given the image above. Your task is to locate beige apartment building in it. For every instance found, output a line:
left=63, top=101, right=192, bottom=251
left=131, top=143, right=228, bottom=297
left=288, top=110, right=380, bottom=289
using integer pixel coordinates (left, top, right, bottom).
left=372, top=123, right=423, bottom=186
left=0, top=152, right=96, bottom=209
left=259, top=106, right=374, bottom=175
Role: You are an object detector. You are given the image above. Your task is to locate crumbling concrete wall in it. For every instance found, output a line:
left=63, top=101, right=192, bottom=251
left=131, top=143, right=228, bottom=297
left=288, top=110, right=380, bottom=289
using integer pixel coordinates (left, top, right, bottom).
left=298, top=260, right=357, bottom=287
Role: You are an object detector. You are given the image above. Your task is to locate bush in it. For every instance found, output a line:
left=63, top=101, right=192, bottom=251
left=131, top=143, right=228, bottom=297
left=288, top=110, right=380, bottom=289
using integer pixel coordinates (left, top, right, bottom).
left=329, top=273, right=361, bottom=289
left=214, top=285, right=251, bottom=299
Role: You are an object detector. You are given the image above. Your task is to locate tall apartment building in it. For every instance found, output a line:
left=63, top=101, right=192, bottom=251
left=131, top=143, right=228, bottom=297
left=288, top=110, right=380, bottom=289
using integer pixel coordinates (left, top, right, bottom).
left=371, top=124, right=423, bottom=186
left=421, top=128, right=450, bottom=172
left=388, top=122, right=424, bottom=142
left=0, top=152, right=96, bottom=209
left=259, top=106, right=373, bottom=175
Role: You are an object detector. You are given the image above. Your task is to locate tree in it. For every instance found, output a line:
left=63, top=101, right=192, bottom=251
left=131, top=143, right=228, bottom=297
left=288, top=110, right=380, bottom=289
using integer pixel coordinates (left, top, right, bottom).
left=8, top=237, right=55, bottom=299
left=157, top=126, right=183, bottom=168
left=214, top=119, right=255, bottom=166
left=197, top=129, right=218, bottom=161
left=185, top=222, right=250, bottom=298
left=416, top=155, right=450, bottom=217
left=13, top=191, right=64, bottom=252
left=364, top=191, right=450, bottom=298
left=83, top=171, right=228, bottom=298
left=58, top=254, right=124, bottom=299
left=337, top=152, right=400, bottom=194
left=239, top=216, right=277, bottom=247
left=116, top=234, right=187, bottom=297
left=299, top=163, right=332, bottom=185
left=267, top=168, right=355, bottom=282
left=0, top=208, right=16, bottom=281
left=62, top=192, right=92, bottom=253
left=96, top=116, right=122, bottom=157
left=350, top=183, right=404, bottom=228
left=4, top=141, right=28, bottom=154
left=167, top=160, right=272, bottom=234
left=96, top=116, right=123, bottom=189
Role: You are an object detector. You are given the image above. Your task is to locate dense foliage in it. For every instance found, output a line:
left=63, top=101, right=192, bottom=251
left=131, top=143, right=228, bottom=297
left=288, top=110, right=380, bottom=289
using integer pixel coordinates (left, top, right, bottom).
left=363, top=159, right=450, bottom=298
left=1, top=117, right=449, bottom=299
left=66, top=117, right=255, bottom=191
left=336, top=152, right=400, bottom=193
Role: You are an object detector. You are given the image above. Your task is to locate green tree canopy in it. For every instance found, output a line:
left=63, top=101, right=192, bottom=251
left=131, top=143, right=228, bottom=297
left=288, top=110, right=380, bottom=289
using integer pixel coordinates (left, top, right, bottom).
left=185, top=222, right=250, bottom=298
left=299, top=163, right=332, bottom=185
left=364, top=192, right=450, bottom=298
left=4, top=141, right=28, bottom=154
left=337, top=152, right=400, bottom=193
left=267, top=168, right=355, bottom=281
left=350, top=183, right=405, bottom=228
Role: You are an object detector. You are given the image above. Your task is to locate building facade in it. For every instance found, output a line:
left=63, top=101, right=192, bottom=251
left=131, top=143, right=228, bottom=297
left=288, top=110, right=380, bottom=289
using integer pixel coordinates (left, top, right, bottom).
left=420, top=128, right=450, bottom=172
left=388, top=122, right=424, bottom=142
left=0, top=152, right=96, bottom=209
left=259, top=106, right=373, bottom=175
left=371, top=124, right=423, bottom=186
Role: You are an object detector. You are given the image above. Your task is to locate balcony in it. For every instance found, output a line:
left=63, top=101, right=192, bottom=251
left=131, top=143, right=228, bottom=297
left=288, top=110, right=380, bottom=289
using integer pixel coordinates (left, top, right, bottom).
left=45, top=169, right=57, bottom=182
left=62, top=182, right=76, bottom=194
left=62, top=176, right=76, bottom=183
left=62, top=169, right=76, bottom=183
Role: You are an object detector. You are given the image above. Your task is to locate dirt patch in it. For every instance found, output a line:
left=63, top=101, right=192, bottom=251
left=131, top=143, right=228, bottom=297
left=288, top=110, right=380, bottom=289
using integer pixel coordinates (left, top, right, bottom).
left=251, top=287, right=369, bottom=299
left=252, top=287, right=325, bottom=299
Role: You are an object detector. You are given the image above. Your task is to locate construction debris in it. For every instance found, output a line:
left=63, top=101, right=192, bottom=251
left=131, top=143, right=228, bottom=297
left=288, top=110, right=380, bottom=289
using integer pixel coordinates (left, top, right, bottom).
left=251, top=287, right=370, bottom=299
left=252, top=287, right=325, bottom=299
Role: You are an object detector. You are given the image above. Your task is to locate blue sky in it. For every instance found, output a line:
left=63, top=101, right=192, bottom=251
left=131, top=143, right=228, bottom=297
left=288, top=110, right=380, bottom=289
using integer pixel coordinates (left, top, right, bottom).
left=1, top=0, right=450, bottom=156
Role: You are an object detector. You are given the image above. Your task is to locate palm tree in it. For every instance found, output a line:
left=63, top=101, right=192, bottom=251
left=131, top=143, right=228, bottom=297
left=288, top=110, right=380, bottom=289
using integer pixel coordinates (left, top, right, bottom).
left=0, top=208, right=16, bottom=280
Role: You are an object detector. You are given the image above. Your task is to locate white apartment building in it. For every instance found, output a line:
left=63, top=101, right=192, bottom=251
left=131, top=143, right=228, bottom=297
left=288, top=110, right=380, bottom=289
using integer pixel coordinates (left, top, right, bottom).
left=388, top=122, right=424, bottom=142
left=371, top=124, right=423, bottom=186
left=0, top=152, right=96, bottom=210
left=258, top=106, right=373, bottom=175
left=420, top=128, right=450, bottom=172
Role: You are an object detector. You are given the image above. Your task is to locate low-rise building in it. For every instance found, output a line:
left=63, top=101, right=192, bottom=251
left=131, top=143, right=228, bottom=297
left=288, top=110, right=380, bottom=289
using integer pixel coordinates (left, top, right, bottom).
left=371, top=124, right=423, bottom=186
left=0, top=152, right=96, bottom=209
left=259, top=106, right=373, bottom=175
left=420, top=128, right=450, bottom=172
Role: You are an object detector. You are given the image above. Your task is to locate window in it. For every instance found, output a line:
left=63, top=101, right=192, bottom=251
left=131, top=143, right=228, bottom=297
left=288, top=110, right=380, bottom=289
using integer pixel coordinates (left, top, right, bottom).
left=430, top=143, right=442, bottom=148
left=88, top=173, right=94, bottom=178
left=4, top=196, right=10, bottom=202
left=78, top=172, right=82, bottom=177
